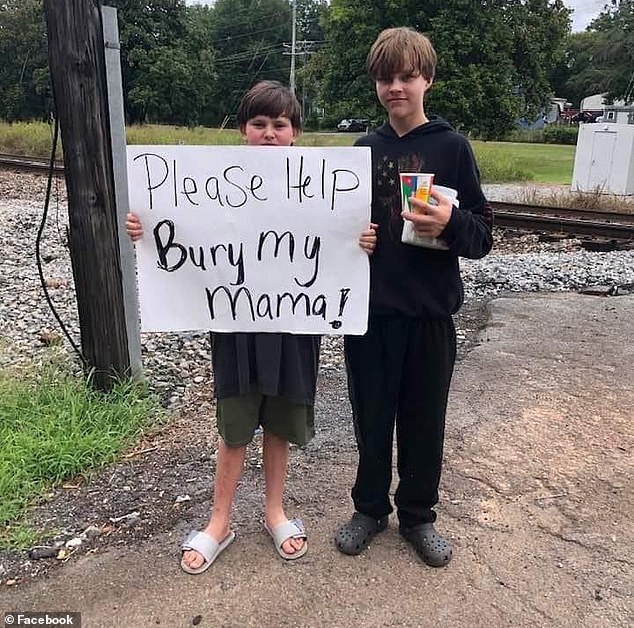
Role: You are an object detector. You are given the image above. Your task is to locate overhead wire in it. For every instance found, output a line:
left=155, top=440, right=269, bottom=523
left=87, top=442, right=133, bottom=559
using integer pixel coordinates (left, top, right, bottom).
left=213, top=42, right=283, bottom=66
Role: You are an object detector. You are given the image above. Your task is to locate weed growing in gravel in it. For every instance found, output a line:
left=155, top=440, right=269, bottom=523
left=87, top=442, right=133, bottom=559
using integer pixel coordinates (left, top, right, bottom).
left=2, top=522, right=39, bottom=550
left=0, top=360, right=164, bottom=540
left=519, top=188, right=634, bottom=214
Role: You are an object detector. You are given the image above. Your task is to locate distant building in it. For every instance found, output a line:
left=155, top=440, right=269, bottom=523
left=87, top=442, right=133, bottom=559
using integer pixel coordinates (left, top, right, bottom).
left=599, top=105, right=634, bottom=125
left=517, top=97, right=575, bottom=129
left=581, top=93, right=634, bottom=124
left=580, top=93, right=609, bottom=113
left=547, top=97, right=569, bottom=123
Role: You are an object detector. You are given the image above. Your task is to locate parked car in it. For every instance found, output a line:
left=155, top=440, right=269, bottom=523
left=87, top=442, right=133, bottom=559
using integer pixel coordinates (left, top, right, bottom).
left=337, top=118, right=369, bottom=132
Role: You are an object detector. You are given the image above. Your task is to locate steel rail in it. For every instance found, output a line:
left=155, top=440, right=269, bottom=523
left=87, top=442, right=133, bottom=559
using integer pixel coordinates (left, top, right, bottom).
left=490, top=200, right=634, bottom=225
left=0, top=152, right=64, bottom=174
left=490, top=201, right=634, bottom=241
left=493, top=211, right=634, bottom=241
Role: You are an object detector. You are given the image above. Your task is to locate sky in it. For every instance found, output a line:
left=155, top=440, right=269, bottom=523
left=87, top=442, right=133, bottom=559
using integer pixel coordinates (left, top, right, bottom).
left=187, top=0, right=607, bottom=33
left=565, top=0, right=607, bottom=31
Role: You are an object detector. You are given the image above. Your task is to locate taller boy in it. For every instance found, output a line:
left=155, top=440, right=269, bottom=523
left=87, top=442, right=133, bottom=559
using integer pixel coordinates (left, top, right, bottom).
left=336, top=27, right=493, bottom=567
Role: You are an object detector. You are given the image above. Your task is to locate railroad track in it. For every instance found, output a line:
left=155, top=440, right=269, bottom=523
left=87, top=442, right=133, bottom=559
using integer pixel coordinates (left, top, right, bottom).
left=491, top=201, right=634, bottom=242
left=0, top=152, right=64, bottom=174
left=1, top=152, right=633, bottom=242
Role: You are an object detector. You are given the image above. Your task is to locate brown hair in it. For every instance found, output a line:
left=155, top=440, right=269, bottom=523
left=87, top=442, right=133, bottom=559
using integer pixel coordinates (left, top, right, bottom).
left=236, top=80, right=302, bottom=130
left=367, top=27, right=436, bottom=82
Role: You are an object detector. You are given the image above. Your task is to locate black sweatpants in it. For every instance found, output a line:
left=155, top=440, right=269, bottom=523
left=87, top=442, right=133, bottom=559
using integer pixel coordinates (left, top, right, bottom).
left=344, top=315, right=456, bottom=528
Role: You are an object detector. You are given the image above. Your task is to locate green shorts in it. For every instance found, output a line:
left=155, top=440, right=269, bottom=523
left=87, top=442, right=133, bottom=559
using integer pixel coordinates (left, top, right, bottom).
left=216, top=391, right=315, bottom=447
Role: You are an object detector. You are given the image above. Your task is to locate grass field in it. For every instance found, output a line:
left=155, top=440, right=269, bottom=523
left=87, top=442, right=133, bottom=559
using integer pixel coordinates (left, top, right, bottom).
left=472, top=140, right=575, bottom=184
left=0, top=121, right=576, bottom=184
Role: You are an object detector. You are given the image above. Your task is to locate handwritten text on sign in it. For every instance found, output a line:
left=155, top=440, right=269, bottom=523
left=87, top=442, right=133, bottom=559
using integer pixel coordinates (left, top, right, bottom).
left=126, top=145, right=372, bottom=334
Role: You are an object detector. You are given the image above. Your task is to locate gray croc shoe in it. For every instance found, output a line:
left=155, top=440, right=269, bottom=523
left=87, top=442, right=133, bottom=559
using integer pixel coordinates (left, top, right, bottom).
left=180, top=529, right=235, bottom=574
left=335, top=512, right=389, bottom=555
left=399, top=523, right=452, bottom=567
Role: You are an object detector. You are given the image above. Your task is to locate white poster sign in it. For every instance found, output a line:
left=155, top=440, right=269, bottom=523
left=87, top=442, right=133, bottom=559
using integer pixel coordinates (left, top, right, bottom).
left=126, top=145, right=371, bottom=334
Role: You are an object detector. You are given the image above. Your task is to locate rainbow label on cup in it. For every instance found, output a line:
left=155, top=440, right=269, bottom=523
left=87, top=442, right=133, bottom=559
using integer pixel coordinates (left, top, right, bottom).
left=399, top=173, right=434, bottom=212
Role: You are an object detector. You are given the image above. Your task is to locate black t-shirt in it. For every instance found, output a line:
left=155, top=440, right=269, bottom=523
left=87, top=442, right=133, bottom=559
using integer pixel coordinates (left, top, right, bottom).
left=211, top=332, right=320, bottom=405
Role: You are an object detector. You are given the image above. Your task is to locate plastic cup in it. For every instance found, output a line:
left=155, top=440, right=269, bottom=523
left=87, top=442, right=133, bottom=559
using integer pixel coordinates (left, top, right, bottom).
left=399, top=173, right=434, bottom=213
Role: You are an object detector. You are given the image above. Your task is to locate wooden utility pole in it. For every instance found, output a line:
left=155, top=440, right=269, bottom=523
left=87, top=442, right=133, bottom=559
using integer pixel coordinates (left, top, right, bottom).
left=43, top=0, right=130, bottom=391
left=289, top=0, right=297, bottom=92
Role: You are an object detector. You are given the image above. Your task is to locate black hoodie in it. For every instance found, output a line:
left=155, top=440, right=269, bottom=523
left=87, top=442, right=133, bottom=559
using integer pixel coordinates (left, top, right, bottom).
left=355, top=117, right=493, bottom=319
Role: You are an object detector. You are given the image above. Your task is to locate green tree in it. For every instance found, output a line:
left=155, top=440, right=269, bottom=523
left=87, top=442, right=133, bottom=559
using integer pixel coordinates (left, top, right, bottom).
left=293, top=0, right=329, bottom=125
left=203, top=0, right=292, bottom=126
left=586, top=0, right=634, bottom=102
left=302, top=0, right=382, bottom=127
left=296, top=0, right=327, bottom=41
left=127, top=43, right=215, bottom=126
left=0, top=1, right=218, bottom=125
left=505, top=0, right=571, bottom=121
left=0, top=0, right=50, bottom=120
left=424, top=1, right=521, bottom=137
left=308, top=0, right=571, bottom=138
left=550, top=31, right=602, bottom=108
left=107, top=0, right=216, bottom=125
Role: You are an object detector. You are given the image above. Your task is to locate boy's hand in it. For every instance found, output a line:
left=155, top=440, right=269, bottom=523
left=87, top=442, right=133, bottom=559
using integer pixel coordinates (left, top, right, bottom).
left=359, top=223, right=378, bottom=255
left=402, top=187, right=452, bottom=238
left=125, top=212, right=144, bottom=242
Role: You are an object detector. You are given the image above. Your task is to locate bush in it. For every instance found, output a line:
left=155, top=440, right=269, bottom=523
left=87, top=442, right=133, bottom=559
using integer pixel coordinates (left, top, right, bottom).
left=502, top=128, right=546, bottom=144
left=475, top=153, right=532, bottom=183
left=543, top=124, right=578, bottom=145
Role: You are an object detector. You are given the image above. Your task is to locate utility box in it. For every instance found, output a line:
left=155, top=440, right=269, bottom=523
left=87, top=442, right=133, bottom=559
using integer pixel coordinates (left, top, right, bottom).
left=571, top=123, right=634, bottom=195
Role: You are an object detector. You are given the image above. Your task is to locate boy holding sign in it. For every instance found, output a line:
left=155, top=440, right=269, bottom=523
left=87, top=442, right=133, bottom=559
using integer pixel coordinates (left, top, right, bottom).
left=335, top=28, right=493, bottom=566
left=126, top=81, right=377, bottom=574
